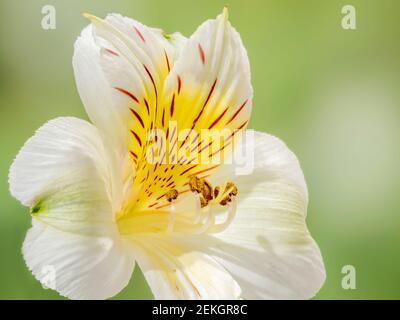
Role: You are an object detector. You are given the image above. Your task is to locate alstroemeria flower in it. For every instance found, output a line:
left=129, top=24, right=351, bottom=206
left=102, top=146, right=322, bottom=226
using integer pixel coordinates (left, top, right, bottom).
left=9, top=9, right=325, bottom=299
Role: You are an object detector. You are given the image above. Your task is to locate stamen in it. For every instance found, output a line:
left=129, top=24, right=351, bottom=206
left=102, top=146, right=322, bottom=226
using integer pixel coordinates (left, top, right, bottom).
left=167, top=203, right=175, bottom=233
left=202, top=180, right=213, bottom=201
left=199, top=195, right=208, bottom=208
left=226, top=182, right=238, bottom=196
left=188, top=176, right=238, bottom=209
left=214, top=186, right=220, bottom=198
left=192, top=206, right=215, bottom=234
left=166, top=189, right=178, bottom=202
left=193, top=193, right=204, bottom=224
left=208, top=198, right=237, bottom=234
left=162, top=176, right=239, bottom=235
left=189, top=175, right=202, bottom=193
left=214, top=181, right=237, bottom=206
left=189, top=175, right=214, bottom=208
left=166, top=189, right=178, bottom=233
left=214, top=181, right=228, bottom=203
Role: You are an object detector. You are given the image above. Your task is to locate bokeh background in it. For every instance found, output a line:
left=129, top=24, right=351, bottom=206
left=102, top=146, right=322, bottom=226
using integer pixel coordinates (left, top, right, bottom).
left=0, top=0, right=399, bottom=299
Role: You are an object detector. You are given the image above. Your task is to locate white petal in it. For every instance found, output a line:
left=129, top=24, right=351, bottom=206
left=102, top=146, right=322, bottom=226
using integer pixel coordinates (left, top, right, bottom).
left=204, top=131, right=325, bottom=299
left=23, top=220, right=134, bottom=300
left=73, top=25, right=129, bottom=155
left=9, top=117, right=135, bottom=299
left=73, top=16, right=188, bottom=182
left=9, top=117, right=116, bottom=236
left=163, top=8, right=253, bottom=132
left=128, top=235, right=241, bottom=299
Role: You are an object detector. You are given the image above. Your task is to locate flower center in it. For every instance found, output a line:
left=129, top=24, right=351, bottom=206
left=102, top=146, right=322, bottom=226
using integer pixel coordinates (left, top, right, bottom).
left=116, top=174, right=238, bottom=236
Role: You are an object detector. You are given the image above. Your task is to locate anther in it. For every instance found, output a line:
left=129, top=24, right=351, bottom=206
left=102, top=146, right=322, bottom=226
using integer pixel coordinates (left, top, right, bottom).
left=166, top=189, right=178, bottom=202
left=199, top=196, right=208, bottom=208
left=214, top=186, right=220, bottom=198
left=217, top=181, right=238, bottom=206
left=226, top=181, right=238, bottom=196
left=189, top=175, right=202, bottom=193
left=189, top=176, right=238, bottom=208
left=202, top=180, right=213, bottom=201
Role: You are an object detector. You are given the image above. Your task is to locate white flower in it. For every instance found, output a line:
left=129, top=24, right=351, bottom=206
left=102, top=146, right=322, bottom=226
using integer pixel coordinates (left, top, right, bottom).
left=9, top=9, right=325, bottom=300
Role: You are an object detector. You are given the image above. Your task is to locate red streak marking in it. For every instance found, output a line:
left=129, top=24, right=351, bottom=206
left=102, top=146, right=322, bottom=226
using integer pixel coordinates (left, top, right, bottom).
left=143, top=64, right=157, bottom=100
left=170, top=126, right=177, bottom=140
left=170, top=94, right=175, bottom=117
left=144, top=98, right=150, bottom=115
left=170, top=138, right=178, bottom=153
left=190, top=133, right=199, bottom=145
left=208, top=107, right=229, bottom=129
left=238, top=120, right=248, bottom=130
left=114, top=87, right=139, bottom=104
left=179, top=128, right=193, bottom=150
left=190, top=140, right=201, bottom=153
left=156, top=194, right=165, bottom=200
left=129, top=108, right=144, bottom=128
left=160, top=152, right=166, bottom=165
left=209, top=139, right=233, bottom=158
left=199, top=141, right=213, bottom=153
left=133, top=26, right=146, bottom=42
left=143, top=64, right=158, bottom=120
left=191, top=165, right=219, bottom=177
left=179, top=189, right=190, bottom=195
left=148, top=202, right=158, bottom=208
left=105, top=48, right=119, bottom=56
left=130, top=151, right=138, bottom=159
left=154, top=203, right=169, bottom=210
left=166, top=181, right=175, bottom=188
left=185, top=157, right=197, bottom=165
left=225, top=129, right=238, bottom=144
left=180, top=165, right=197, bottom=176
left=177, top=75, right=182, bottom=95
left=227, top=99, right=248, bottom=124
left=150, top=147, right=155, bottom=163
left=162, top=109, right=165, bottom=127
left=164, top=49, right=170, bottom=72
left=192, top=79, right=217, bottom=127
left=198, top=43, right=205, bottom=64
left=130, top=130, right=142, bottom=146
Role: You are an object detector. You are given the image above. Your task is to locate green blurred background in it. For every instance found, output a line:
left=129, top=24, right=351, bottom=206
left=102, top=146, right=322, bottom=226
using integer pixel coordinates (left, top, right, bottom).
left=0, top=0, right=399, bottom=299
